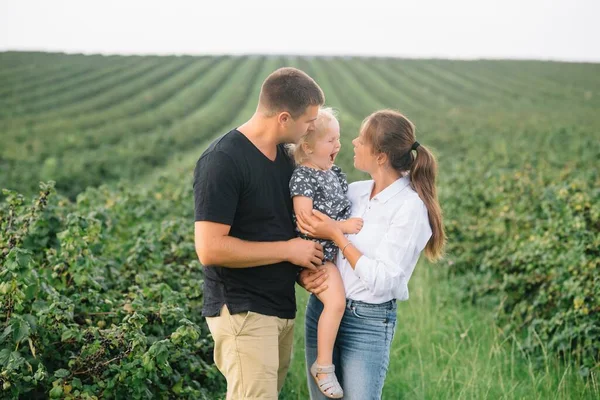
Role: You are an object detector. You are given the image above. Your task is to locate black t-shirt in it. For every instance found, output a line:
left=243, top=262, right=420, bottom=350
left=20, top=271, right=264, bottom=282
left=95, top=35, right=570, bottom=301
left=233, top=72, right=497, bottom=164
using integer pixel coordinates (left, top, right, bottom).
left=193, top=129, right=299, bottom=319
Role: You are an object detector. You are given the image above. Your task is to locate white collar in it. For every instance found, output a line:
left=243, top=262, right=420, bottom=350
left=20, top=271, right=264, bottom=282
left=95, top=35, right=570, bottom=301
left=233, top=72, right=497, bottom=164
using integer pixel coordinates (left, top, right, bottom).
left=360, top=175, right=412, bottom=204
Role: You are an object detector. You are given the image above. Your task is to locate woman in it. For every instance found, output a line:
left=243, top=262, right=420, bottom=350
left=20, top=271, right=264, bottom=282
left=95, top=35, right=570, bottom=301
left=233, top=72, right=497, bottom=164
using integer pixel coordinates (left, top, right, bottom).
left=297, top=109, right=446, bottom=400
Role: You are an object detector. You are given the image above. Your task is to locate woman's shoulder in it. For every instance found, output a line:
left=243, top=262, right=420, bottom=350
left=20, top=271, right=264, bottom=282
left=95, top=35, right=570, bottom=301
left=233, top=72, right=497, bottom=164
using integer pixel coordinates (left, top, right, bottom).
left=348, top=180, right=373, bottom=190
left=394, top=185, right=430, bottom=225
left=347, top=180, right=373, bottom=200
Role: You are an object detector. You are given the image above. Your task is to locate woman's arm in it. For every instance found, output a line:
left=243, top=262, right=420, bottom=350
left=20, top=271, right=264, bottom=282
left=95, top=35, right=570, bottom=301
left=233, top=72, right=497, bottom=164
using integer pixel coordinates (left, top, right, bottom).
left=295, top=197, right=362, bottom=235
left=297, top=210, right=361, bottom=266
left=298, top=201, right=432, bottom=298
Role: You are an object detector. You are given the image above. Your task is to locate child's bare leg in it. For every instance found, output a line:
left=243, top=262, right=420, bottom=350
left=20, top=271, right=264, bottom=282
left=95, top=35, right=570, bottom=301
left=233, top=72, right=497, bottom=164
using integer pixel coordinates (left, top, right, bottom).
left=314, top=261, right=345, bottom=379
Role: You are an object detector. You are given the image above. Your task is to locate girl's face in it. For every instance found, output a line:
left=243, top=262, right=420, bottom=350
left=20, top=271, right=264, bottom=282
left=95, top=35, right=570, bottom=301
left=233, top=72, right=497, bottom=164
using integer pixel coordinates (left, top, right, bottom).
left=305, top=118, right=341, bottom=170
left=352, top=127, right=378, bottom=173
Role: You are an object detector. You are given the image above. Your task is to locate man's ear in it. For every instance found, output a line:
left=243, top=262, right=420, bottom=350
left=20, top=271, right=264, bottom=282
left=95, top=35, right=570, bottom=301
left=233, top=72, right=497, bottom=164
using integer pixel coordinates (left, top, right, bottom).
left=278, top=111, right=291, bottom=125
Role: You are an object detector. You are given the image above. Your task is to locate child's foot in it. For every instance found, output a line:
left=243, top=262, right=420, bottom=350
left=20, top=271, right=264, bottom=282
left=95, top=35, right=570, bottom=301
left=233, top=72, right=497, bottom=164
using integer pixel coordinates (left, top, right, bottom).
left=310, top=361, right=343, bottom=399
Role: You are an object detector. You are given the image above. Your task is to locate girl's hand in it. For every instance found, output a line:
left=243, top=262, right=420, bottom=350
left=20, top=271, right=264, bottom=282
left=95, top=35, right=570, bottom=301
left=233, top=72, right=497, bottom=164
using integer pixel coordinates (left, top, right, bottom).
left=297, top=209, right=341, bottom=241
left=339, top=218, right=363, bottom=234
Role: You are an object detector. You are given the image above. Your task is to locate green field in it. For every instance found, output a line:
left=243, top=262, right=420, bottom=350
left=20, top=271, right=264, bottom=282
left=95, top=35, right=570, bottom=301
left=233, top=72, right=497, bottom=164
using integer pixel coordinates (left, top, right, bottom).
left=1, top=52, right=598, bottom=399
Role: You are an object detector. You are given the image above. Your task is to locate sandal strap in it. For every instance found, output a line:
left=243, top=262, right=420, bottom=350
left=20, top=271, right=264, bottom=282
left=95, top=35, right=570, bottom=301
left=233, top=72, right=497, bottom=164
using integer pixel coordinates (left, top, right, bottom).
left=312, top=363, right=335, bottom=374
left=317, top=375, right=343, bottom=396
left=310, top=362, right=343, bottom=398
left=318, top=374, right=339, bottom=387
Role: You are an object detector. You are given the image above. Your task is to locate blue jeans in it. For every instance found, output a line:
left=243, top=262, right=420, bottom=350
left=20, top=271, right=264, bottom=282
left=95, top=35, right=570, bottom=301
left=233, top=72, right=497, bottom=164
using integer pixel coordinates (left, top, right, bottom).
left=305, top=294, right=398, bottom=400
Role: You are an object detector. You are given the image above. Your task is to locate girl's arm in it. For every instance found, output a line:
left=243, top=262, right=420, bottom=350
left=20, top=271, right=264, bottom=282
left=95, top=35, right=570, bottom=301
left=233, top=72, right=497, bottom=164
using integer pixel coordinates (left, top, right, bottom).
left=294, top=197, right=361, bottom=235
left=293, top=196, right=315, bottom=228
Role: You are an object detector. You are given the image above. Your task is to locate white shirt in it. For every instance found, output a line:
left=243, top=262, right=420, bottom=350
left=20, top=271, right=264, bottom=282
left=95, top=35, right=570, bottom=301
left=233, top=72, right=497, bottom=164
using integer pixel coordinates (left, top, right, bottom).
left=336, top=175, right=432, bottom=304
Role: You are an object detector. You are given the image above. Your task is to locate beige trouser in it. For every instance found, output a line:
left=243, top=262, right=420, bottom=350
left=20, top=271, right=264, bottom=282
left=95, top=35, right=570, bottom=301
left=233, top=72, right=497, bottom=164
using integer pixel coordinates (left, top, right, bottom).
left=206, top=304, right=295, bottom=400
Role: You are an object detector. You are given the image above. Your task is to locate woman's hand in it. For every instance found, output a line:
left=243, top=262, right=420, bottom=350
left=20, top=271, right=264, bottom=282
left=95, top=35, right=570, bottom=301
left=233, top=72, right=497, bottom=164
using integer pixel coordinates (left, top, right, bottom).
left=297, top=210, right=342, bottom=241
left=298, top=268, right=329, bottom=295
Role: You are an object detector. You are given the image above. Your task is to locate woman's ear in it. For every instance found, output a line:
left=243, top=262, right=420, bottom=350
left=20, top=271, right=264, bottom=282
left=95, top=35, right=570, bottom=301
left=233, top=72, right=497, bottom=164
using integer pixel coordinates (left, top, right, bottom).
left=377, top=153, right=388, bottom=166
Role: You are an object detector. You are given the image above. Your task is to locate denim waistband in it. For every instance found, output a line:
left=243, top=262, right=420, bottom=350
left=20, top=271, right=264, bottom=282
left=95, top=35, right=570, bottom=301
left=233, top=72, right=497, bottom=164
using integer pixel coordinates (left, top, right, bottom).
left=345, top=298, right=396, bottom=310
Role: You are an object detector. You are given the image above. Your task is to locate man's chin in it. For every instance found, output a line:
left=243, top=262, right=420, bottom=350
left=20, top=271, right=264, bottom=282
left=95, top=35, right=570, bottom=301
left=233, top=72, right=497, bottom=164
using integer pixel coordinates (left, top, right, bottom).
left=281, top=135, right=300, bottom=145
left=288, top=134, right=305, bottom=144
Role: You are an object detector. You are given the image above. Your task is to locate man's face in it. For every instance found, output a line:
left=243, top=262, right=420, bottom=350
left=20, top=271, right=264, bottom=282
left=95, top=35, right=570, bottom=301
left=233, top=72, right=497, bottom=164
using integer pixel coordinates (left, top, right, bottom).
left=284, top=105, right=319, bottom=143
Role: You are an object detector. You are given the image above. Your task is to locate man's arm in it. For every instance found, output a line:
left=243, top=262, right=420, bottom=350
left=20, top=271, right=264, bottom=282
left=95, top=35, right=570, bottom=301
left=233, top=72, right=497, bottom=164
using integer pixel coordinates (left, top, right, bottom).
left=194, top=151, right=323, bottom=270
left=195, top=221, right=323, bottom=270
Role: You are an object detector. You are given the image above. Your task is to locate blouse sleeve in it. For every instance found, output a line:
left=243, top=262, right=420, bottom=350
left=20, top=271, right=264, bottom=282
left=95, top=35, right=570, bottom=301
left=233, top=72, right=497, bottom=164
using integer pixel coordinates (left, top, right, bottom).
left=331, top=164, right=349, bottom=194
left=289, top=167, right=318, bottom=200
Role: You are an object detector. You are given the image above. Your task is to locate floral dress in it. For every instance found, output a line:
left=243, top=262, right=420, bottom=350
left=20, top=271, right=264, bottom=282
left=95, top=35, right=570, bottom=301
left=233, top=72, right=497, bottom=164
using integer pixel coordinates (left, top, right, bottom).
left=289, top=165, right=352, bottom=262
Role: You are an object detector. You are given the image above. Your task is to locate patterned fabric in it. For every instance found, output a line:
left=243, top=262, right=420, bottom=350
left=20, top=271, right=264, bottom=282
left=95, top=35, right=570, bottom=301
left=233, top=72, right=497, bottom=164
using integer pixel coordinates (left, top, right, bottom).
left=289, top=165, right=352, bottom=262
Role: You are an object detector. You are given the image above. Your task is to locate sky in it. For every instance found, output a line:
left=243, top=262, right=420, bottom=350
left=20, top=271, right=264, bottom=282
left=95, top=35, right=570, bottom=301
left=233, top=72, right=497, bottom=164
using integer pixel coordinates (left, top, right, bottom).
left=1, top=0, right=599, bottom=62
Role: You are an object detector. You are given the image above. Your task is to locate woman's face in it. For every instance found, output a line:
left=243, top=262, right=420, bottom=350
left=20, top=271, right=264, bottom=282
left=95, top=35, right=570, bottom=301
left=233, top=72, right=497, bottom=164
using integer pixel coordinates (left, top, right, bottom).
left=352, top=128, right=378, bottom=173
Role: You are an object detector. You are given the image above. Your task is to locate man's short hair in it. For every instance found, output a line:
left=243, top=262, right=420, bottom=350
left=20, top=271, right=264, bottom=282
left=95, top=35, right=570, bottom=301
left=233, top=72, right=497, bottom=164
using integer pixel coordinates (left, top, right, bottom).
left=258, top=67, right=325, bottom=119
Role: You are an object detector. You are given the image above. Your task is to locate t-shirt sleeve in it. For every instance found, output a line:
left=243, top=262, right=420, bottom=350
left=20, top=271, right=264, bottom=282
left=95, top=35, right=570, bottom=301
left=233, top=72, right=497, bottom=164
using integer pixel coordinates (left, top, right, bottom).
left=193, top=150, right=241, bottom=224
left=331, top=164, right=349, bottom=194
left=289, top=167, right=318, bottom=200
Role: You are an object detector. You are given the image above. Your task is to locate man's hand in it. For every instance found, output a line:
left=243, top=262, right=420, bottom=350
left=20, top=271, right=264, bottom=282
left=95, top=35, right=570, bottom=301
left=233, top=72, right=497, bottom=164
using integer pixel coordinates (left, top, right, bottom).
left=298, top=268, right=329, bottom=295
left=339, top=217, right=364, bottom=234
left=287, top=238, right=324, bottom=270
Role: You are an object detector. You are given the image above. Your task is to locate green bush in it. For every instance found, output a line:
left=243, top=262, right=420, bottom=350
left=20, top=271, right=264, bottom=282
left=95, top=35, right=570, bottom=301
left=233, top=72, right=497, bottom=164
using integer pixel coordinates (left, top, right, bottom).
left=0, top=182, right=224, bottom=398
left=445, top=164, right=600, bottom=371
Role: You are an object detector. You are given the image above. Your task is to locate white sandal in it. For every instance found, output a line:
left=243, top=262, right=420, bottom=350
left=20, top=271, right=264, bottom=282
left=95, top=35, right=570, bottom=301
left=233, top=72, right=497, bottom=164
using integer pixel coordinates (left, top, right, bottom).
left=310, top=361, right=344, bottom=399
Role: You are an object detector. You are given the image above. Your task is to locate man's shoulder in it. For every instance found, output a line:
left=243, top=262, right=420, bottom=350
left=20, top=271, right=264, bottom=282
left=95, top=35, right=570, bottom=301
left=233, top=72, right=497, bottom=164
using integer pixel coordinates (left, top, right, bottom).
left=202, top=130, right=242, bottom=156
left=194, top=131, right=244, bottom=179
left=196, top=130, right=249, bottom=167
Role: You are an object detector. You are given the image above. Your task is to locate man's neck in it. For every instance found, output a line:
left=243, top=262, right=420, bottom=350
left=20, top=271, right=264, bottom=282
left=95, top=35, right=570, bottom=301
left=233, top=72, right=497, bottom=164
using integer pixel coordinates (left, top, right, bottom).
left=237, top=114, right=281, bottom=160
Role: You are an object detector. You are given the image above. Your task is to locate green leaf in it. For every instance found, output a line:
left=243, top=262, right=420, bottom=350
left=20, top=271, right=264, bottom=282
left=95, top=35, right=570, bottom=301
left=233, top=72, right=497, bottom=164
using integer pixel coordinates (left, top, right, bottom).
left=61, top=329, right=75, bottom=342
left=24, top=282, right=39, bottom=300
left=49, top=385, right=63, bottom=398
left=12, top=317, right=31, bottom=343
left=17, top=250, right=32, bottom=268
left=0, top=348, right=11, bottom=366
left=0, top=325, right=12, bottom=343
left=8, top=351, right=25, bottom=369
left=34, top=363, right=46, bottom=381
left=71, top=377, right=82, bottom=389
left=172, top=379, right=183, bottom=394
left=23, top=314, right=38, bottom=333
left=74, top=273, right=87, bottom=286
left=54, top=369, right=70, bottom=378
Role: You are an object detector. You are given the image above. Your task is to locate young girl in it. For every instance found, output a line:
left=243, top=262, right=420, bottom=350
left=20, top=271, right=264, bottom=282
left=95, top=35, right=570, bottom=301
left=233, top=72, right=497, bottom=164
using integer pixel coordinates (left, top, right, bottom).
left=289, top=107, right=363, bottom=399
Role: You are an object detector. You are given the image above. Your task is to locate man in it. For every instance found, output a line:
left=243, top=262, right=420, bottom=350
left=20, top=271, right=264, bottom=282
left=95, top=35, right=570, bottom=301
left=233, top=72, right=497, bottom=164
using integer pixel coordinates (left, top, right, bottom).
left=194, top=67, right=327, bottom=399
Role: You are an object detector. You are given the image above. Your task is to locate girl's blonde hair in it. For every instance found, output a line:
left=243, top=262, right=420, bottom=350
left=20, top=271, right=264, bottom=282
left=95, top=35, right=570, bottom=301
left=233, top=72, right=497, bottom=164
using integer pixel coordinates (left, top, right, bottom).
left=289, top=107, right=338, bottom=164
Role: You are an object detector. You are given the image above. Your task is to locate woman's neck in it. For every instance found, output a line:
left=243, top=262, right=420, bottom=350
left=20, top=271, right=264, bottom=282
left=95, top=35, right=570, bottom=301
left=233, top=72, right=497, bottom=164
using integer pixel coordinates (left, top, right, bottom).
left=370, top=168, right=402, bottom=199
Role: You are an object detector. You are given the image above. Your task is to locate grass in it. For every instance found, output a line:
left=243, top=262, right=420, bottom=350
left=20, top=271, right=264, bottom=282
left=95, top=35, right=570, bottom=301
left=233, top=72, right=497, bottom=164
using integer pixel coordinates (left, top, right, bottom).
left=280, top=263, right=599, bottom=399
